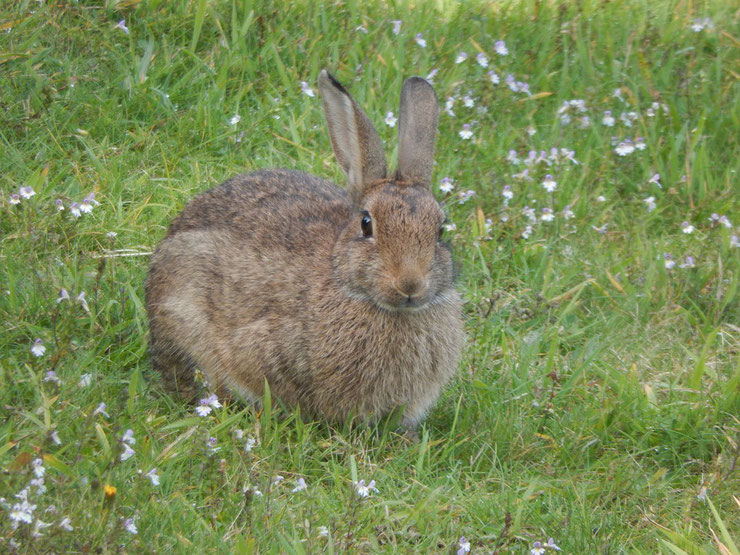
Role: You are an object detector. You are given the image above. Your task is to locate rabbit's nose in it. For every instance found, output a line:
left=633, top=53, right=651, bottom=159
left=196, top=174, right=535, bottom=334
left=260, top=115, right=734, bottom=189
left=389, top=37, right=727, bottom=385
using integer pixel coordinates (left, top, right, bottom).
left=394, top=275, right=428, bottom=299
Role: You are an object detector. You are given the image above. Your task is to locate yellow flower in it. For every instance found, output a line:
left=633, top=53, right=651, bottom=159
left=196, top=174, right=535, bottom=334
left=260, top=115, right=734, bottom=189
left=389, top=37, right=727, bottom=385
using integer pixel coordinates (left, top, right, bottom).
left=104, top=484, right=117, bottom=499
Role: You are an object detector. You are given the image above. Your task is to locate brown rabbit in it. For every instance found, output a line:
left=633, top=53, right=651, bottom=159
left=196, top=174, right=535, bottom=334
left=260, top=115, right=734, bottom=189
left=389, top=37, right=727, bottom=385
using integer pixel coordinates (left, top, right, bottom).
left=145, top=70, right=464, bottom=431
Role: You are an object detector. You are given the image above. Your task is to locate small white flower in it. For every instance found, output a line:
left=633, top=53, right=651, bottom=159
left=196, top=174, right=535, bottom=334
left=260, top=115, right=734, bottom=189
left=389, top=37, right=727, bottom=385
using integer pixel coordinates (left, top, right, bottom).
left=541, top=208, right=554, bottom=222
left=619, top=111, right=635, bottom=127
left=602, top=111, right=615, bottom=127
left=531, top=541, right=546, bottom=555
left=318, top=525, right=329, bottom=537
left=557, top=148, right=576, bottom=164
left=679, top=256, right=696, bottom=269
left=120, top=443, right=135, bottom=461
left=272, top=475, right=284, bottom=485
left=10, top=503, right=35, bottom=525
left=615, top=140, right=635, bottom=156
left=78, top=373, right=92, bottom=387
left=542, top=174, right=557, bottom=192
left=578, top=116, right=591, bottom=128
left=635, top=137, right=646, bottom=150
left=244, top=436, right=257, bottom=453
left=643, top=196, right=656, bottom=212
left=458, top=189, right=476, bottom=204
left=50, top=430, right=61, bottom=445
left=229, top=114, right=241, bottom=126
left=521, top=225, right=533, bottom=239
left=476, top=53, right=488, bottom=67
left=124, top=518, right=138, bottom=534
left=30, top=477, right=46, bottom=495
left=439, top=177, right=454, bottom=193
left=502, top=185, right=513, bottom=200
left=425, top=68, right=438, bottom=82
left=731, top=234, right=739, bottom=248
left=546, top=538, right=562, bottom=551
left=384, top=112, right=397, bottom=127
left=513, top=168, right=532, bottom=181
left=291, top=478, right=308, bottom=493
left=597, top=195, right=606, bottom=202
left=697, top=487, right=708, bottom=500
left=195, top=405, right=212, bottom=417
left=415, top=33, right=426, bottom=48
left=31, top=339, right=46, bottom=357
left=69, top=202, right=81, bottom=218
left=76, top=291, right=89, bottom=312
left=664, top=253, right=675, bottom=270
left=648, top=173, right=662, bottom=188
left=146, top=468, right=160, bottom=486
left=354, top=479, right=378, bottom=498
left=718, top=215, right=732, bottom=228
left=444, top=222, right=457, bottom=232
left=494, top=40, right=508, bottom=56
left=94, top=402, right=109, bottom=418
left=300, top=81, right=315, bottom=98
left=55, top=199, right=64, bottom=211
left=691, top=18, right=713, bottom=32
left=681, top=221, right=695, bottom=234
left=455, top=51, right=468, bottom=64
left=391, top=20, right=402, bottom=35
left=10, top=194, right=21, bottom=205
left=116, top=19, right=129, bottom=34
left=459, top=124, right=473, bottom=140
left=121, top=429, right=136, bottom=445
left=202, top=393, right=222, bottom=408
left=56, top=288, right=70, bottom=303
left=570, top=99, right=586, bottom=112
left=20, top=186, right=36, bottom=199
left=458, top=536, right=471, bottom=554
left=562, top=205, right=574, bottom=219
left=59, top=517, right=73, bottom=531
left=488, top=70, right=500, bottom=85
left=592, top=224, right=608, bottom=234
left=444, top=97, right=456, bottom=117
left=79, top=199, right=94, bottom=214
left=462, top=93, right=474, bottom=108
left=32, top=458, right=45, bottom=478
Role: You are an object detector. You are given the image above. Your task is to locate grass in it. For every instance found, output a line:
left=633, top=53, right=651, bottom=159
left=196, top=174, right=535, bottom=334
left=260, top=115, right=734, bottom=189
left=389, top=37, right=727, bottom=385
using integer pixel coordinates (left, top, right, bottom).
left=1, top=0, right=739, bottom=552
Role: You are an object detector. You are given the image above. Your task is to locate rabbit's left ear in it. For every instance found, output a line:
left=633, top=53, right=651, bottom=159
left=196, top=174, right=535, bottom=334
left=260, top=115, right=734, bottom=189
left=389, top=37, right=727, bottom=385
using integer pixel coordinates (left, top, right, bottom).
left=318, top=70, right=387, bottom=205
left=396, top=77, right=439, bottom=187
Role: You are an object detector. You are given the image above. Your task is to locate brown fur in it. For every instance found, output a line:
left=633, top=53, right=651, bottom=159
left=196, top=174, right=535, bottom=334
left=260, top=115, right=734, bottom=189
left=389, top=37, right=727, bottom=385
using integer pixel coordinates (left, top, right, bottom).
left=145, top=71, right=465, bottom=430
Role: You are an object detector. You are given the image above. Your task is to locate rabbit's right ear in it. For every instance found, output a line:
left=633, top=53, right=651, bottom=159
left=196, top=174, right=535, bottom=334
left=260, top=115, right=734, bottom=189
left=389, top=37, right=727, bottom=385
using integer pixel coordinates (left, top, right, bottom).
left=318, top=70, right=387, bottom=205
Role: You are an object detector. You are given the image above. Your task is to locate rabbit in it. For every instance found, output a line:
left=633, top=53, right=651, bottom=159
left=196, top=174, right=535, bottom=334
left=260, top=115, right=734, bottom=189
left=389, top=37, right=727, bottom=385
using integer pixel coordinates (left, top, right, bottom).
left=145, top=70, right=465, bottom=432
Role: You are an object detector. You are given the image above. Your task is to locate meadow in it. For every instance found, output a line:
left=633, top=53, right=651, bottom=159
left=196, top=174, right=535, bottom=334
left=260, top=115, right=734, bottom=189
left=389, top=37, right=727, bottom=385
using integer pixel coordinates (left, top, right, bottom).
left=1, top=0, right=739, bottom=552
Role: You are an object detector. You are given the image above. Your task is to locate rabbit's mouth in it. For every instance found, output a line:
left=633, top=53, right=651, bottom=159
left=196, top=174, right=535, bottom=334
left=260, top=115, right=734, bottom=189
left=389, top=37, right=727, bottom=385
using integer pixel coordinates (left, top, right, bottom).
left=375, top=293, right=432, bottom=313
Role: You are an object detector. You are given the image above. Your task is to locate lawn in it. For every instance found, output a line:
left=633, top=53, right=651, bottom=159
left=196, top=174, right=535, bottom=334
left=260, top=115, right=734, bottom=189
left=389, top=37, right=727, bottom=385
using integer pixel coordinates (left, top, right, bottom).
left=1, top=0, right=738, bottom=552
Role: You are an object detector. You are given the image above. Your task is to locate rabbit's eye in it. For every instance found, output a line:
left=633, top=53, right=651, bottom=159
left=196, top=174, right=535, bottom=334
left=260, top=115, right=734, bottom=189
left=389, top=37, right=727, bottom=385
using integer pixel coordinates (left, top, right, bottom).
left=438, top=220, right=447, bottom=240
left=360, top=211, right=373, bottom=238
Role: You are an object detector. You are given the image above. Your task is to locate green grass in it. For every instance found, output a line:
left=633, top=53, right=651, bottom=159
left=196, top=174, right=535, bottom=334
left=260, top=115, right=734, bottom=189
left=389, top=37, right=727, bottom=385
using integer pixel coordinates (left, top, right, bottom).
left=1, top=0, right=739, bottom=552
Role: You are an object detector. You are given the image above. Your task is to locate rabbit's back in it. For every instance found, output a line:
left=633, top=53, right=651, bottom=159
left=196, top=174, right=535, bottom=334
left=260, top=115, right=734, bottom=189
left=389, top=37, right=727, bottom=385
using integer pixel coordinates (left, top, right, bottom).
left=168, top=169, right=350, bottom=241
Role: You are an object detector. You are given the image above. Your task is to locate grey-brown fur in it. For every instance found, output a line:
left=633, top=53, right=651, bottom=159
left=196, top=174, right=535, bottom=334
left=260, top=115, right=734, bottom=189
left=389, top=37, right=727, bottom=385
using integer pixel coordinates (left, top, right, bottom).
left=145, top=70, right=465, bottom=430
